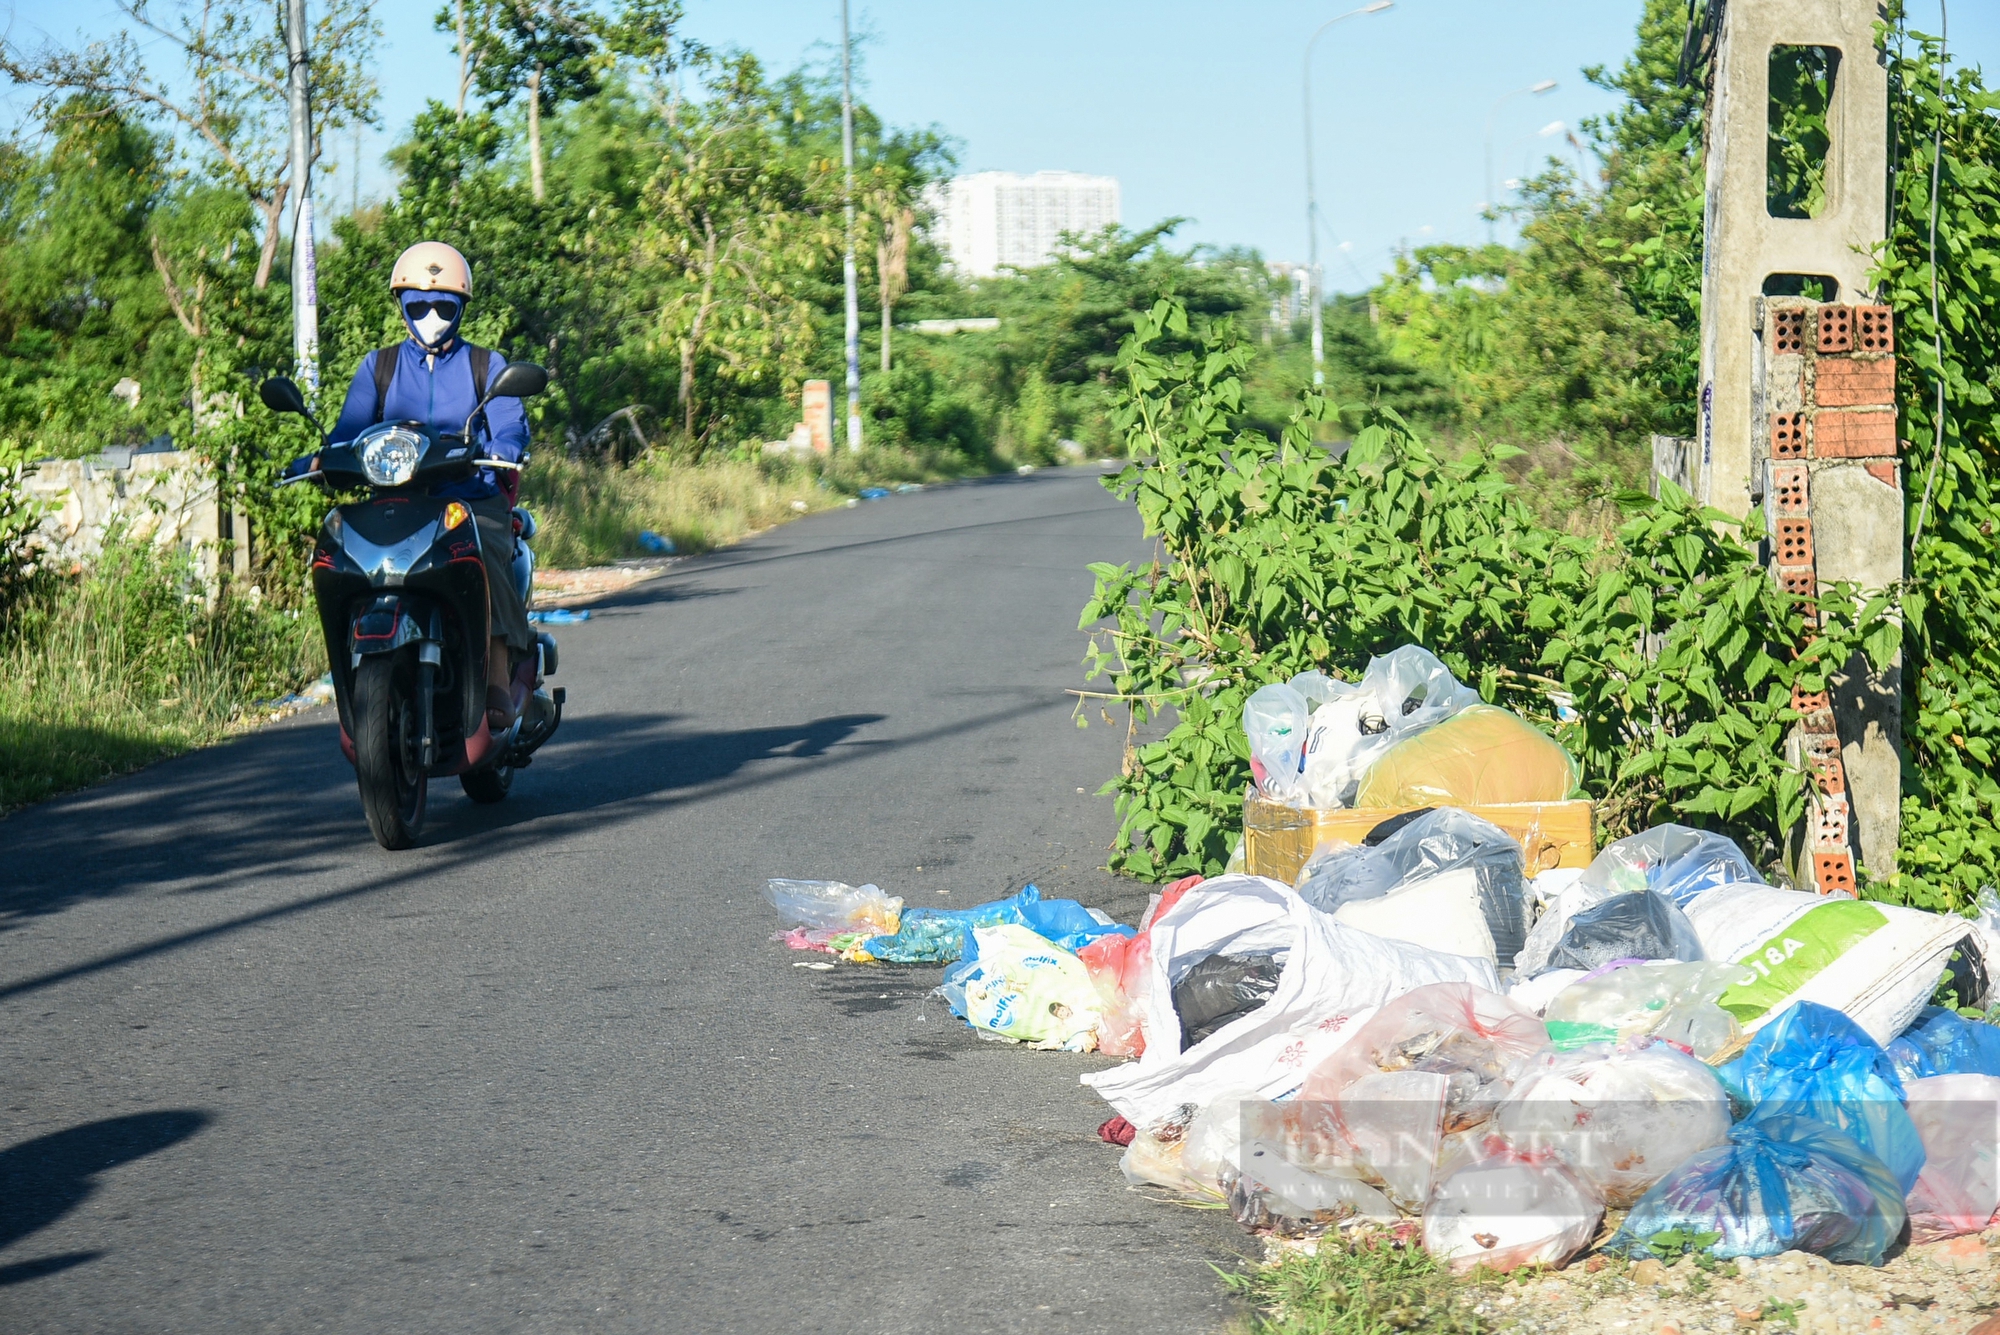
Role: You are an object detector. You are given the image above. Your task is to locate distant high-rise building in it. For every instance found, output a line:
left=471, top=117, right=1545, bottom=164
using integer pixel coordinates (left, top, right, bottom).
left=928, top=171, right=1122, bottom=279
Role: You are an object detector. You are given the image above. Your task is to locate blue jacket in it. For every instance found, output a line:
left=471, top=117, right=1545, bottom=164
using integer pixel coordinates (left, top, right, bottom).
left=329, top=339, right=529, bottom=501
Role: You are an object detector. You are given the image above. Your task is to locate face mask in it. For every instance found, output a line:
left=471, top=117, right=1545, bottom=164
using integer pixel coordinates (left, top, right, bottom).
left=402, top=297, right=461, bottom=349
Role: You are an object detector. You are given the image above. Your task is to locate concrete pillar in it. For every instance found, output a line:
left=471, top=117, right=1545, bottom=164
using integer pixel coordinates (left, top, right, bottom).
left=802, top=380, right=834, bottom=455
left=1697, top=0, right=1901, bottom=877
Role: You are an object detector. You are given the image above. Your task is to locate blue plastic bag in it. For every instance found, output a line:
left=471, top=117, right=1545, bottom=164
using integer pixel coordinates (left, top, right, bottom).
left=1886, top=1006, right=2000, bottom=1083
left=1607, top=1114, right=1906, bottom=1265
left=859, top=884, right=1131, bottom=964
left=1577, top=824, right=1763, bottom=908
left=1716, top=1001, right=1925, bottom=1193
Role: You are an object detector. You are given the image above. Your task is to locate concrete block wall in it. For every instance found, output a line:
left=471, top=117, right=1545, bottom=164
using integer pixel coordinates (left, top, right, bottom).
left=20, top=445, right=244, bottom=590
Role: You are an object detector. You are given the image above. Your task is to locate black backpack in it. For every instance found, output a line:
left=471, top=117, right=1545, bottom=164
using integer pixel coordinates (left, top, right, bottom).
left=371, top=343, right=492, bottom=433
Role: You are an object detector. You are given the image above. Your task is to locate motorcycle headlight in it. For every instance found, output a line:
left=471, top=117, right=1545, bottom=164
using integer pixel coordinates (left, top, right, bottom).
left=358, top=427, right=424, bottom=487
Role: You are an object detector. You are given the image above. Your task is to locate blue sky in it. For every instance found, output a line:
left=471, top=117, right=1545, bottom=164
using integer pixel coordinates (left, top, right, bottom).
left=5, top=1, right=1989, bottom=293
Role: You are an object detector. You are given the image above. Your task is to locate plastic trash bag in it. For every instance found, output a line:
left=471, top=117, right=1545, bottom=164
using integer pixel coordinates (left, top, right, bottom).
left=1423, top=1137, right=1605, bottom=1273
left=1543, top=891, right=1705, bottom=975
left=1295, top=808, right=1532, bottom=966
left=1289, top=647, right=1485, bottom=810
left=1496, top=1039, right=1733, bottom=1207
left=1300, top=982, right=1547, bottom=1134
left=1173, top=952, right=1285, bottom=1049
left=1518, top=879, right=1705, bottom=979
left=1357, top=705, right=1579, bottom=809
left=1080, top=876, right=1499, bottom=1134
left=1685, top=882, right=1975, bottom=1046
left=1717, top=1001, right=1925, bottom=1194
left=1332, top=870, right=1499, bottom=964
left=1079, top=875, right=1202, bottom=1059
left=1903, top=1074, right=2000, bottom=1242
left=1540, top=961, right=1743, bottom=1055
left=937, top=924, right=1102, bottom=1050
left=1244, top=682, right=1311, bottom=802
left=859, top=883, right=1130, bottom=964
left=1576, top=824, right=1764, bottom=908
left=1886, top=1005, right=2000, bottom=1083
left=1607, top=1113, right=1906, bottom=1265
left=764, top=879, right=903, bottom=935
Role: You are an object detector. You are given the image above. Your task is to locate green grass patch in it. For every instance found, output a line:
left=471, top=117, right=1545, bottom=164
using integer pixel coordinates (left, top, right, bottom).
left=0, top=540, right=322, bottom=811
left=1220, top=1235, right=1487, bottom=1335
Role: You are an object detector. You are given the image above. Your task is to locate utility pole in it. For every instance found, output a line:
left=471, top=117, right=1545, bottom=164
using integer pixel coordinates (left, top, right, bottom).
left=840, top=0, right=861, bottom=451
left=1302, top=1, right=1392, bottom=389
left=285, top=0, right=318, bottom=390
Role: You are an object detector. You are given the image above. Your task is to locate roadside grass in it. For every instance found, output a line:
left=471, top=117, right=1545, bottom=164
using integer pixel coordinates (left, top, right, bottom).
left=1220, top=1235, right=1488, bottom=1335
left=520, top=446, right=993, bottom=568
left=0, top=541, right=322, bottom=812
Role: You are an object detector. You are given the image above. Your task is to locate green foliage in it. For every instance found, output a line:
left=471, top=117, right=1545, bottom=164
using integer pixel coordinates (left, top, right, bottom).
left=1867, top=18, right=2000, bottom=909
left=1081, top=302, right=1890, bottom=880
left=1218, top=1234, right=1484, bottom=1335
left=1641, top=1228, right=1721, bottom=1263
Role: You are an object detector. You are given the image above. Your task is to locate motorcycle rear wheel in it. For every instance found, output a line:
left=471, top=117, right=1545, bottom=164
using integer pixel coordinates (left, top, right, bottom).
left=352, top=652, right=428, bottom=849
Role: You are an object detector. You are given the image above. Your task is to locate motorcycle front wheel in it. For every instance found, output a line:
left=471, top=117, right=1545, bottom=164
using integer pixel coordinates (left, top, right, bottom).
left=352, top=652, right=428, bottom=849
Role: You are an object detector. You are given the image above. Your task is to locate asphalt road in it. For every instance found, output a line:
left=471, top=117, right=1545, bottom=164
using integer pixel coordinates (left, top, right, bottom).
left=0, top=467, right=1248, bottom=1334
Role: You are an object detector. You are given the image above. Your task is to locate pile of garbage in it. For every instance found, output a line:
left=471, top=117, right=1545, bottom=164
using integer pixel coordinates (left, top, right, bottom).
left=765, top=645, right=2000, bottom=1277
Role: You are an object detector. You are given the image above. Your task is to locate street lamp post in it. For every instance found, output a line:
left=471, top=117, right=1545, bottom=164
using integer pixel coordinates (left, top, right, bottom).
left=1303, top=0, right=1392, bottom=389
left=1483, top=79, right=1557, bottom=244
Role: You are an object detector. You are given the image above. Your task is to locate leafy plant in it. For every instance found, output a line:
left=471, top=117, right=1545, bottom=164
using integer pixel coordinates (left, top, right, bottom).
left=1641, top=1227, right=1721, bottom=1263
left=1218, top=1233, right=1485, bottom=1335
left=1080, top=300, right=1893, bottom=880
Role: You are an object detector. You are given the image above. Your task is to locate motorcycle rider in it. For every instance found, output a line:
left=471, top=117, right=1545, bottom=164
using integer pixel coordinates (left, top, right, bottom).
left=314, top=241, right=535, bottom=730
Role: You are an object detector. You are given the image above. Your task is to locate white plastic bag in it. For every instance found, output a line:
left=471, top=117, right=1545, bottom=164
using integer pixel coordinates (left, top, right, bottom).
left=1686, top=883, right=1976, bottom=1045
left=954, top=924, right=1103, bottom=1050
left=1080, top=875, right=1497, bottom=1133
left=1291, top=647, right=1484, bottom=809
left=1904, top=1074, right=2000, bottom=1242
left=1495, top=1040, right=1733, bottom=1207
left=1423, top=1139, right=1605, bottom=1273
left=1334, top=869, right=1499, bottom=963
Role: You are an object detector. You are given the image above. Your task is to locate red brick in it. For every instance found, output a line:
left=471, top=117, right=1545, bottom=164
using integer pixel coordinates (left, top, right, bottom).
left=1814, top=851, right=1856, bottom=895
left=1771, top=308, right=1807, bottom=354
left=1856, top=305, right=1895, bottom=352
left=1817, top=305, right=1854, bottom=354
left=1775, top=517, right=1815, bottom=566
left=1815, top=356, right=1896, bottom=408
left=1778, top=567, right=1817, bottom=596
left=1814, top=409, right=1897, bottom=457
left=1771, top=412, right=1808, bottom=459
left=1772, top=463, right=1810, bottom=514
left=1864, top=459, right=1901, bottom=489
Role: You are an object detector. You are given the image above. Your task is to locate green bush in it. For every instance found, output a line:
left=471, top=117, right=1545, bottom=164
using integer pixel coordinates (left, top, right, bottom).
left=1080, top=300, right=1889, bottom=881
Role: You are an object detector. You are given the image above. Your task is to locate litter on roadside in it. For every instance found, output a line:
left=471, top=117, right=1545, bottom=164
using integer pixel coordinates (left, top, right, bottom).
left=528, top=608, right=591, bottom=624
left=755, top=639, right=2000, bottom=1276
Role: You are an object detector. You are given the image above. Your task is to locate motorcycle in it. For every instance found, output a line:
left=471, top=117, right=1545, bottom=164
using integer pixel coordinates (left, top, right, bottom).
left=260, top=364, right=565, bottom=850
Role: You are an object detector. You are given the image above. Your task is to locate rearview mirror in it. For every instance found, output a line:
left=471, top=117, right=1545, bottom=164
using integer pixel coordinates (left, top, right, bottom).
left=486, top=363, right=548, bottom=399
left=259, top=376, right=309, bottom=416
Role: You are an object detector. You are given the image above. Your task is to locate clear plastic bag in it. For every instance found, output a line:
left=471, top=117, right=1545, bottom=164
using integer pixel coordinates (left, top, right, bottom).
left=1496, top=1039, right=1733, bottom=1206
left=1296, top=807, right=1532, bottom=966
left=1423, top=1137, right=1604, bottom=1273
left=1574, top=824, right=1764, bottom=908
left=764, top=879, right=904, bottom=935
left=1540, top=961, right=1744, bottom=1056
left=1903, top=1074, right=2000, bottom=1243
left=1885, top=1005, right=2000, bottom=1082
left=1607, top=1113, right=1906, bottom=1265
left=1717, top=1000, right=1926, bottom=1194
left=1356, top=705, right=1579, bottom=809
left=1244, top=683, right=1311, bottom=802
left=1288, top=647, right=1485, bottom=810
left=1300, top=982, right=1547, bottom=1134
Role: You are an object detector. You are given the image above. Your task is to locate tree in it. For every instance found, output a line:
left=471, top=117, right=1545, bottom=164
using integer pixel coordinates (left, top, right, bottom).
left=643, top=55, right=836, bottom=445
left=876, top=205, right=910, bottom=374
left=0, top=0, right=381, bottom=289
left=464, top=0, right=603, bottom=202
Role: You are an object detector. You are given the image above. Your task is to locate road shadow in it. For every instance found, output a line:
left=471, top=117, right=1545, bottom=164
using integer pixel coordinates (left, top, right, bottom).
left=0, top=709, right=886, bottom=930
left=0, top=1110, right=210, bottom=1280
